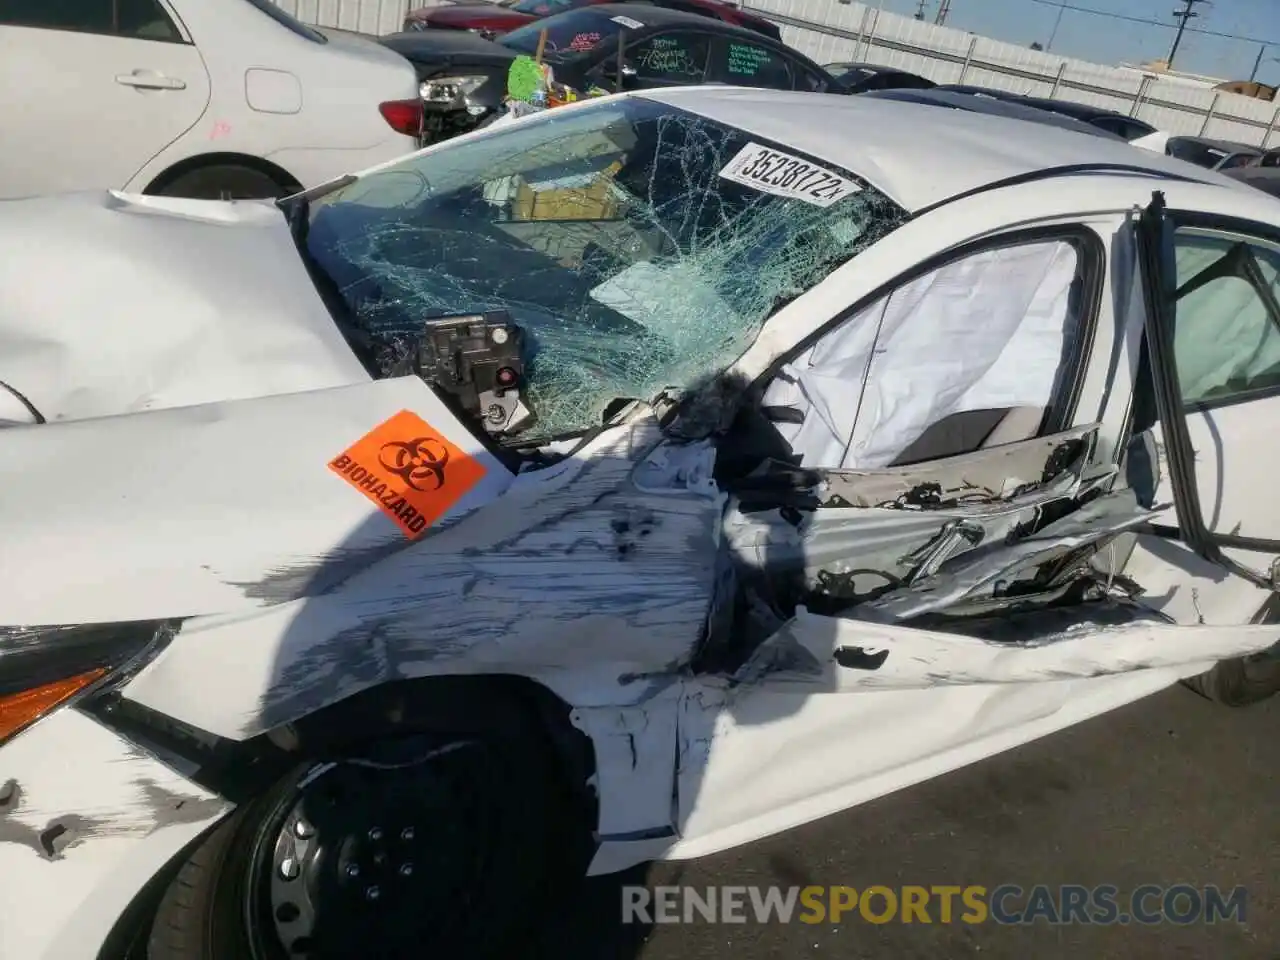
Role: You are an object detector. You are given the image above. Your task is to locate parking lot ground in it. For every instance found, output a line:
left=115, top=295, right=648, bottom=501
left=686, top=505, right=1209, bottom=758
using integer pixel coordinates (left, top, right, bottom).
left=532, top=684, right=1279, bottom=960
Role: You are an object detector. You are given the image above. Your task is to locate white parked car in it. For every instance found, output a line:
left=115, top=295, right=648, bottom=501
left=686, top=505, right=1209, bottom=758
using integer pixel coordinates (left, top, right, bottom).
left=3, top=88, right=1280, bottom=959
left=0, top=0, right=422, bottom=200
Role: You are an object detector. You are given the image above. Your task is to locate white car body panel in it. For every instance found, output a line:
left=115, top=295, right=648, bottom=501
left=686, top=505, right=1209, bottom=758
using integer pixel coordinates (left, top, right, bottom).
left=0, top=377, right=515, bottom=624
left=0, top=22, right=212, bottom=198
left=0, top=191, right=366, bottom=420
left=3, top=91, right=1280, bottom=955
left=0, top=710, right=231, bottom=960
left=0, top=1, right=418, bottom=199
left=119, top=412, right=723, bottom=737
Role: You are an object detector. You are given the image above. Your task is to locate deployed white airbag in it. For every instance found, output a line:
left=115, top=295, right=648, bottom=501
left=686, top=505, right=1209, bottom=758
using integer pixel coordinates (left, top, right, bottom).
left=761, top=240, right=1079, bottom=468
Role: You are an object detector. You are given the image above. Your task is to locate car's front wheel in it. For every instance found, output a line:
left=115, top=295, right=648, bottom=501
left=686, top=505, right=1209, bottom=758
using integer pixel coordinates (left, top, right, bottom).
left=146, top=727, right=586, bottom=959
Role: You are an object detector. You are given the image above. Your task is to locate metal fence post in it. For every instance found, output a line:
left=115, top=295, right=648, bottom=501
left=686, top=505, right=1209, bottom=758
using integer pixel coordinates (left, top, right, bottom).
left=957, top=35, right=978, bottom=84
left=1199, top=91, right=1221, bottom=136
left=853, top=4, right=872, bottom=59
left=1259, top=108, right=1280, bottom=149
left=1264, top=106, right=1280, bottom=149
left=1129, top=75, right=1151, bottom=117
left=861, top=7, right=881, bottom=62
left=1049, top=60, right=1068, bottom=99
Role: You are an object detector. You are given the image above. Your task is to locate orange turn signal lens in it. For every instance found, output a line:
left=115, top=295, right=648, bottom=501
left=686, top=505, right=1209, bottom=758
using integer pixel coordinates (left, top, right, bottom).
left=0, top=669, right=108, bottom=743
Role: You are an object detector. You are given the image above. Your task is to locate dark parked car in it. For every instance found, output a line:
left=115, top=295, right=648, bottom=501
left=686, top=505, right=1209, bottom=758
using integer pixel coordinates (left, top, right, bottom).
left=1164, top=135, right=1262, bottom=171
left=404, top=0, right=782, bottom=41
left=861, top=89, right=1125, bottom=140
left=936, top=86, right=1158, bottom=141
left=823, top=61, right=935, bottom=94
left=1224, top=166, right=1280, bottom=198
left=381, top=4, right=833, bottom=142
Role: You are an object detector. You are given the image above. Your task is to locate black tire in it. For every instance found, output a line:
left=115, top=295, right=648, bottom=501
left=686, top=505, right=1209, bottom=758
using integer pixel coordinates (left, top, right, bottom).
left=153, top=164, right=295, bottom=201
left=146, top=723, right=586, bottom=959
left=1183, top=652, right=1280, bottom=707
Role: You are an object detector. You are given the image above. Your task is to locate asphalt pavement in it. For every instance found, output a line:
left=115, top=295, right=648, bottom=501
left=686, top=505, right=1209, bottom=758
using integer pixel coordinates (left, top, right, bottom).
left=532, top=684, right=1278, bottom=960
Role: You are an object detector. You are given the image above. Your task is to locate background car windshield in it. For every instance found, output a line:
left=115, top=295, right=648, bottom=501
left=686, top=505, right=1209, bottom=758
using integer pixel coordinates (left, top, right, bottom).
left=502, top=9, right=627, bottom=55
left=306, top=98, right=907, bottom=439
left=507, top=0, right=586, bottom=15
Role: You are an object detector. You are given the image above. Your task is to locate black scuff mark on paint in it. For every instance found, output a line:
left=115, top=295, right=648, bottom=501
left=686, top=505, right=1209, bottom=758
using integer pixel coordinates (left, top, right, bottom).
left=134, top=777, right=229, bottom=826
left=0, top=780, right=110, bottom=861
left=834, top=646, right=890, bottom=671
left=732, top=633, right=825, bottom=686
left=612, top=508, right=659, bottom=559
left=37, top=816, right=108, bottom=859
left=222, top=541, right=412, bottom=604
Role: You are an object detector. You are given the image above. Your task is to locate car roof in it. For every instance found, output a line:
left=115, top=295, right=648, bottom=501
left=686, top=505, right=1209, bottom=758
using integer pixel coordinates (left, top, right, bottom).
left=639, top=86, right=1232, bottom=211
left=861, top=88, right=1123, bottom=139
left=578, top=2, right=787, bottom=41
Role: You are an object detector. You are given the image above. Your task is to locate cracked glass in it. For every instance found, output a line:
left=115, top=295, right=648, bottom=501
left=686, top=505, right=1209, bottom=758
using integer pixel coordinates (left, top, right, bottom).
left=307, top=97, right=908, bottom=440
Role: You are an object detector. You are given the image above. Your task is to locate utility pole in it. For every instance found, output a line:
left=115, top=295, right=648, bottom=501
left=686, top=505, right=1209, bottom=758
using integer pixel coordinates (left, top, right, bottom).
left=1045, top=1, right=1066, bottom=51
left=1167, top=0, right=1209, bottom=68
left=913, top=0, right=928, bottom=21
left=1248, top=43, right=1277, bottom=83
left=934, top=0, right=952, bottom=26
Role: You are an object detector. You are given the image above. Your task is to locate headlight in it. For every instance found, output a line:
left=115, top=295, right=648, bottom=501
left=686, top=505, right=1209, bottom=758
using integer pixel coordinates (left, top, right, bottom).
left=0, top=620, right=173, bottom=745
left=421, top=75, right=488, bottom=107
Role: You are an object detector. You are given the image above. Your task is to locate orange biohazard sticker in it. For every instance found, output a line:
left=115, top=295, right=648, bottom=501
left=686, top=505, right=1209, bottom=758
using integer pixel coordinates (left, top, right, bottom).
left=328, top=409, right=488, bottom=539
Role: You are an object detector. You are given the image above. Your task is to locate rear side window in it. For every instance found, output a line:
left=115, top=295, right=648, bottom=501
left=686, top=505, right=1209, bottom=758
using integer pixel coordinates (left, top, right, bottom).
left=628, top=32, right=710, bottom=84
left=709, top=38, right=792, bottom=89
left=1, top=0, right=181, bottom=41
left=240, top=0, right=328, bottom=43
left=1172, top=228, right=1280, bottom=407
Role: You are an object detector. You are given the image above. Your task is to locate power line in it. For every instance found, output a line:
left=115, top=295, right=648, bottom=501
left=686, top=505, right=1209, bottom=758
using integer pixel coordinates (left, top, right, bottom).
left=1026, top=0, right=1280, bottom=48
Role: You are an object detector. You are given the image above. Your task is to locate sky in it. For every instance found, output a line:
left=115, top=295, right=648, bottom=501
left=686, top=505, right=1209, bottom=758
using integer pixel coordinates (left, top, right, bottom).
left=873, top=0, right=1280, bottom=85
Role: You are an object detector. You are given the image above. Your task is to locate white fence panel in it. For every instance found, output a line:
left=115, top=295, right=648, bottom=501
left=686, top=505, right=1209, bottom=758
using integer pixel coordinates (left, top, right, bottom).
left=274, top=0, right=414, bottom=34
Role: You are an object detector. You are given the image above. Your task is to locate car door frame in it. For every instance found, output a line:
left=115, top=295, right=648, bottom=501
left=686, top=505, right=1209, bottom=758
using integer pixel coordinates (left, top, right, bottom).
left=1135, top=191, right=1280, bottom=588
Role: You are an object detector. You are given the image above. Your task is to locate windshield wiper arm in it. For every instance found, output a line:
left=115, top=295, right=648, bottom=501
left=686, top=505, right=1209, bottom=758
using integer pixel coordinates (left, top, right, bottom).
left=276, top=173, right=358, bottom=234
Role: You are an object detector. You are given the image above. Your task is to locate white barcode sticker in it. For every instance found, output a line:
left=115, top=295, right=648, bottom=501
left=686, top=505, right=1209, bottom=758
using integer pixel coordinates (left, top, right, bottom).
left=611, top=15, right=645, bottom=28
left=718, top=142, right=861, bottom=207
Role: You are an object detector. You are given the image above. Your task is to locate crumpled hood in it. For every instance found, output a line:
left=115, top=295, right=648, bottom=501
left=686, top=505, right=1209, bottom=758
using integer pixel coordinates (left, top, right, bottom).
left=0, top=191, right=370, bottom=423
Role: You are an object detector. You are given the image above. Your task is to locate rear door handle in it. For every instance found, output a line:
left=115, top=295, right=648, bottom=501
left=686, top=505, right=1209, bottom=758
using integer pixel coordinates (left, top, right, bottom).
left=115, top=72, right=187, bottom=90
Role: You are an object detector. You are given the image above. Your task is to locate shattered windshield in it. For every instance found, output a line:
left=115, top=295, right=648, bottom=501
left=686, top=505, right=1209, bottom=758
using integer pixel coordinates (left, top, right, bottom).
left=306, top=97, right=908, bottom=439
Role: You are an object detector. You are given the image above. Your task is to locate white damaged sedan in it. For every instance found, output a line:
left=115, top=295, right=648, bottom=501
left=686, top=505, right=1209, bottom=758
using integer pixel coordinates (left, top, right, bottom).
left=3, top=88, right=1280, bottom=959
